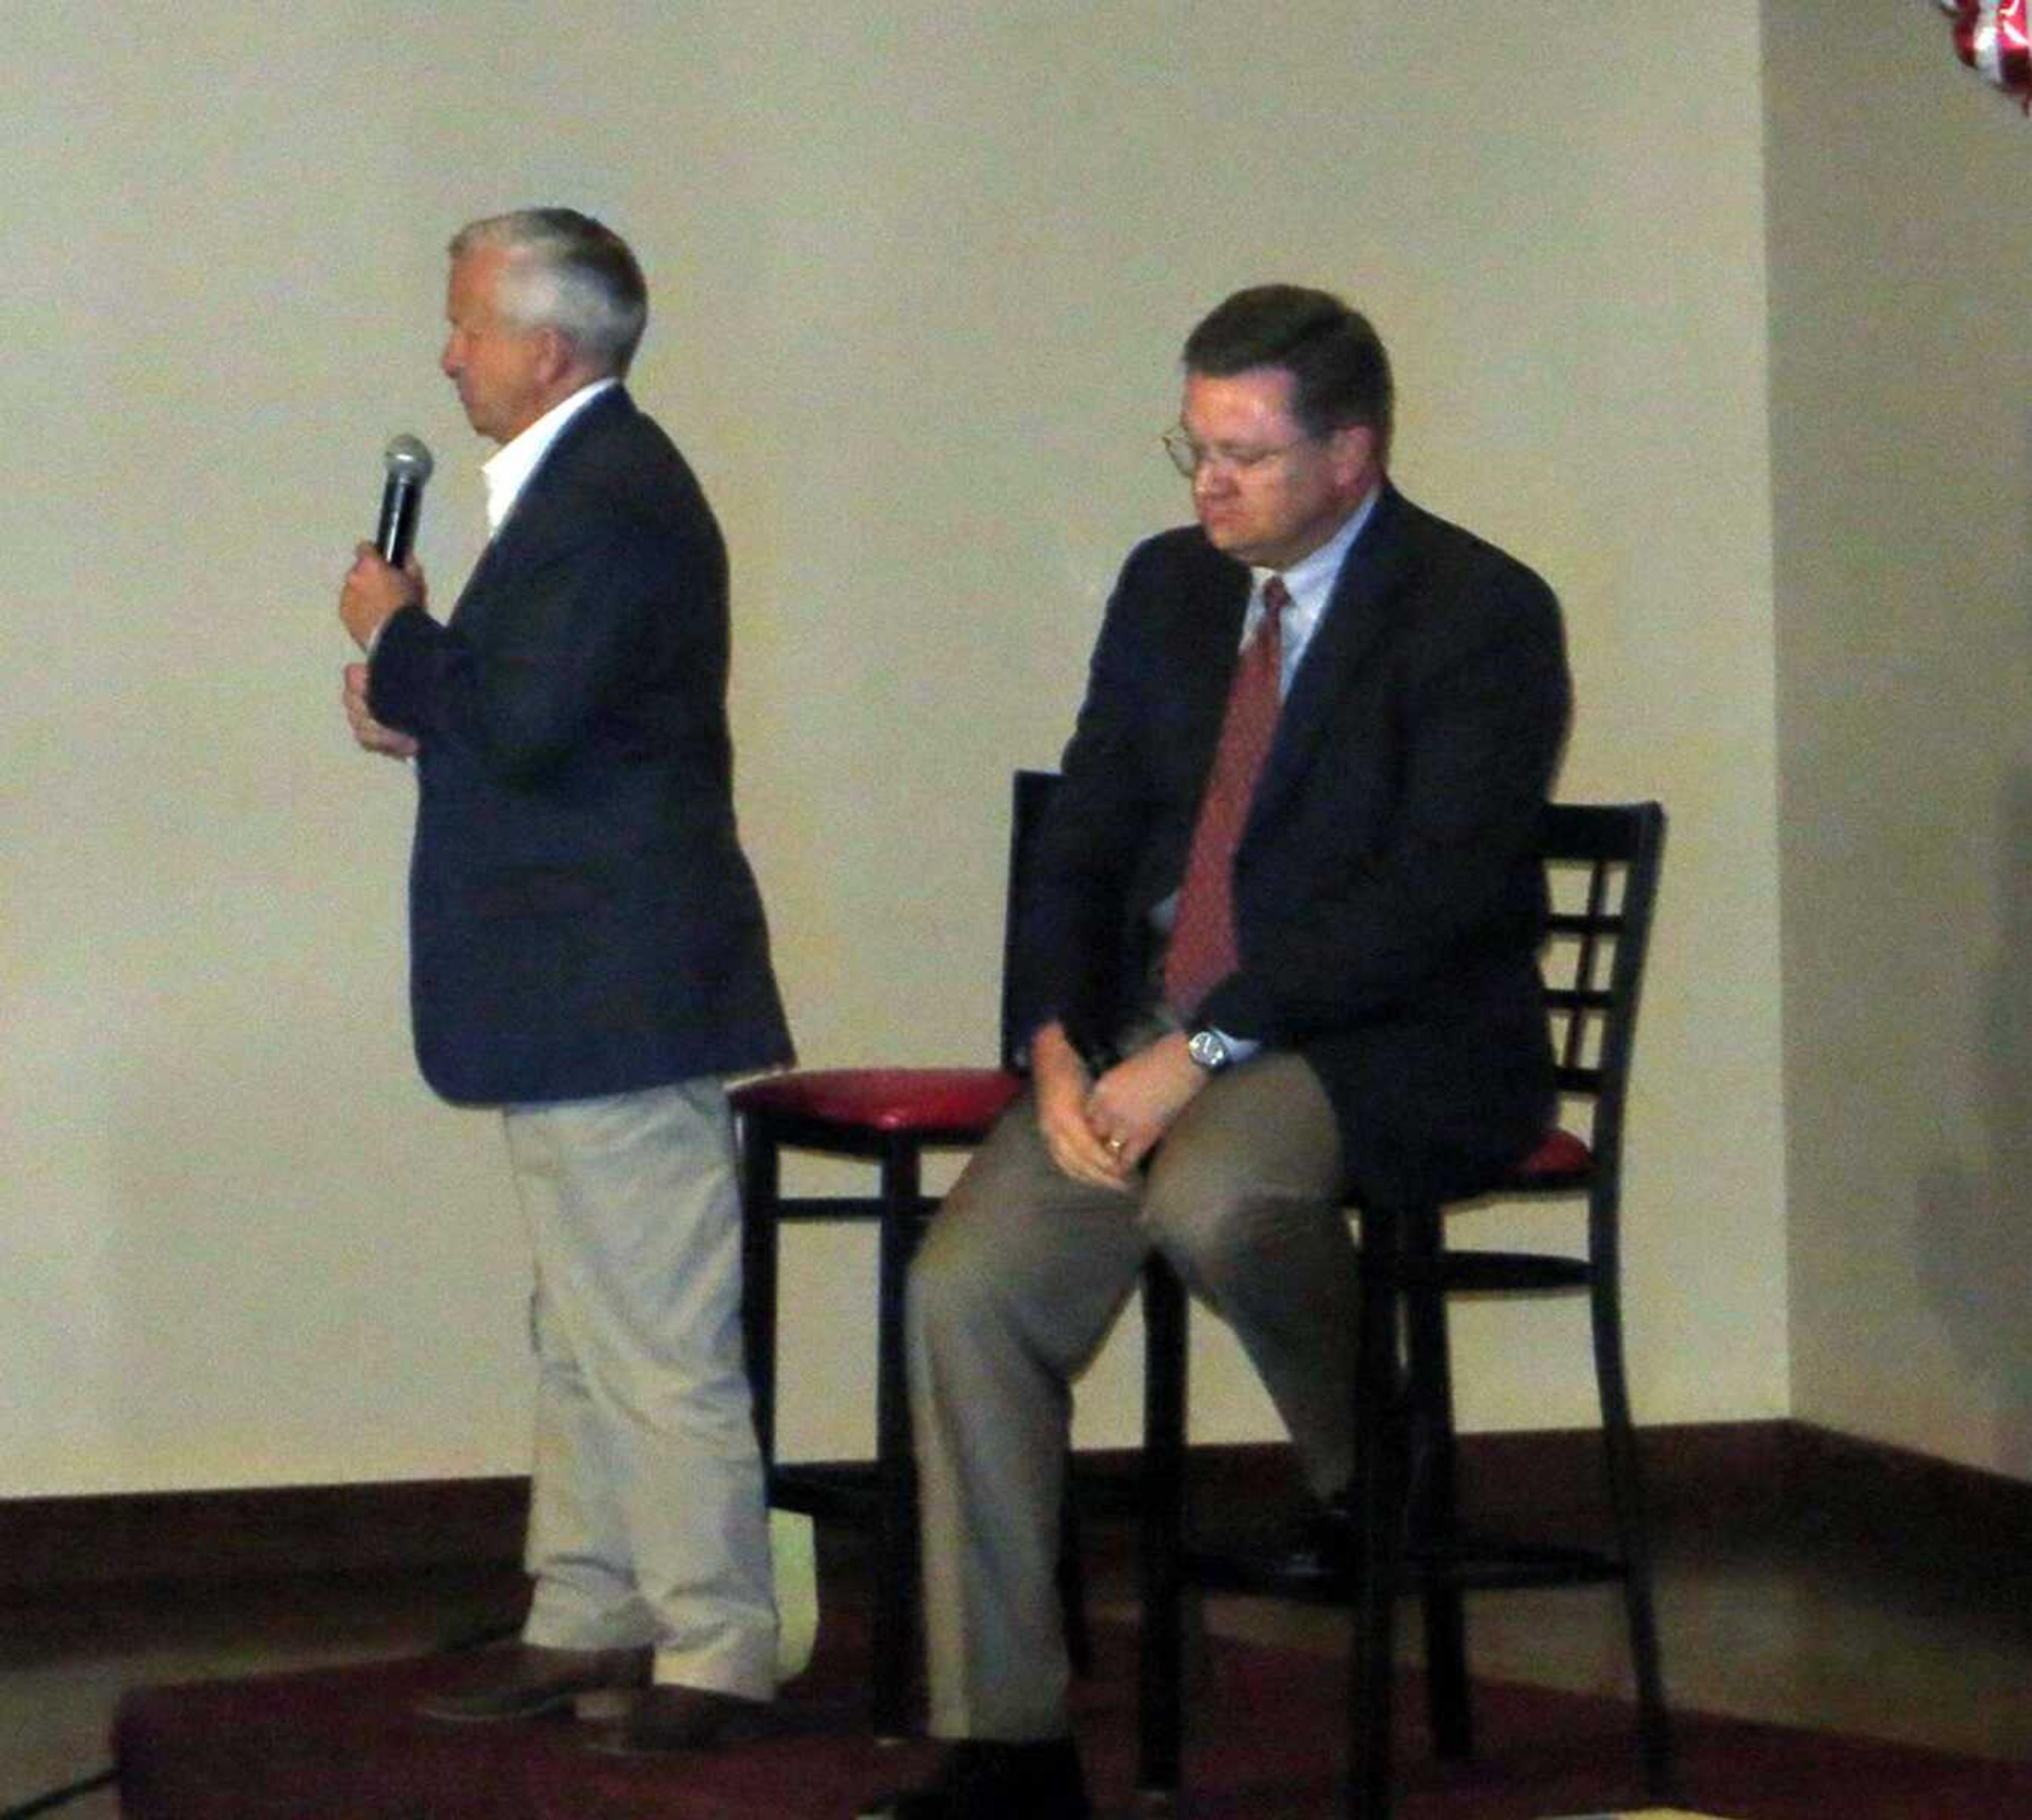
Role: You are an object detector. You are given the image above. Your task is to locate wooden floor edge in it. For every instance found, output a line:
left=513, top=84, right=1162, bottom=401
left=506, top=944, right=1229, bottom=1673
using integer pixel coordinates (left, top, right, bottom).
left=1, top=1419, right=2024, bottom=1590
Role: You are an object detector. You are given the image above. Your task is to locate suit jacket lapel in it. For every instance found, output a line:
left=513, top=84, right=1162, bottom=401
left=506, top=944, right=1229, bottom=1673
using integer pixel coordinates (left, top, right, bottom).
left=447, top=387, right=632, bottom=627
left=1176, top=559, right=1254, bottom=776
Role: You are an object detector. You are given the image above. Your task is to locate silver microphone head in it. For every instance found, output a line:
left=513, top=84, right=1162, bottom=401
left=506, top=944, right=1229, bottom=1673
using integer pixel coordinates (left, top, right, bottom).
left=382, top=433, right=434, bottom=484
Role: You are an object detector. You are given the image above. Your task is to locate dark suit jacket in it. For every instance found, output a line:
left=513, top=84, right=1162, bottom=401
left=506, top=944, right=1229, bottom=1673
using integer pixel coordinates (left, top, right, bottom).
left=1027, top=483, right=1571, bottom=1205
left=368, top=387, right=793, bottom=1107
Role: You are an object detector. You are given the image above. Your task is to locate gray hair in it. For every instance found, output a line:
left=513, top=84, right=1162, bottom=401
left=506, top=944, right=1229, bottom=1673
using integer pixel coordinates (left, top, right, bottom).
left=450, top=208, right=649, bottom=377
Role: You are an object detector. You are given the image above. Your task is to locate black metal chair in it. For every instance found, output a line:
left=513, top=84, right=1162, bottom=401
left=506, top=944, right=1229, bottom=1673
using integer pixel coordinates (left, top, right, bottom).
left=729, top=769, right=1065, bottom=1738
left=1137, top=801, right=1672, bottom=1820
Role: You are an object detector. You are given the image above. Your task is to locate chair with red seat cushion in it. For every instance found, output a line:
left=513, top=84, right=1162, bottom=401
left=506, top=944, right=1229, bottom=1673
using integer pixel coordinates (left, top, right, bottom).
left=1136, top=800, right=1671, bottom=1820
left=730, top=771, right=1058, bottom=1740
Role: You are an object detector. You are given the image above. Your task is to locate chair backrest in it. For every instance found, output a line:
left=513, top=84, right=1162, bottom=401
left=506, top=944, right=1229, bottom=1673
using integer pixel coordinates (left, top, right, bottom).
left=1535, top=802, right=1668, bottom=1178
left=997, top=768, right=1062, bottom=1072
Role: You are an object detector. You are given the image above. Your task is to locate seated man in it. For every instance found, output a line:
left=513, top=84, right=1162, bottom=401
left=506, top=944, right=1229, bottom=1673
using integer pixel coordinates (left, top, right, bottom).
left=860, top=285, right=1572, bottom=1820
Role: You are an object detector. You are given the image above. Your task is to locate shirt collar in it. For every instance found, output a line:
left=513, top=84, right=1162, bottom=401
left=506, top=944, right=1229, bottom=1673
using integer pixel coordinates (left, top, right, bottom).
left=481, top=377, right=620, bottom=533
left=1243, top=481, right=1382, bottom=666
left=1251, top=483, right=1380, bottom=618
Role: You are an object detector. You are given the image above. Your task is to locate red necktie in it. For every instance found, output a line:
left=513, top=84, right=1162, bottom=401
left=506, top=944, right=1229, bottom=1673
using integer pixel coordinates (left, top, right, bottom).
left=1163, top=575, right=1289, bottom=1018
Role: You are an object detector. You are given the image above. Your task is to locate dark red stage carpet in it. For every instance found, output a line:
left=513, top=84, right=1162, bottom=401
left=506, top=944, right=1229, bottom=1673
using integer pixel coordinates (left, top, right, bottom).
left=113, top=1621, right=2032, bottom=1819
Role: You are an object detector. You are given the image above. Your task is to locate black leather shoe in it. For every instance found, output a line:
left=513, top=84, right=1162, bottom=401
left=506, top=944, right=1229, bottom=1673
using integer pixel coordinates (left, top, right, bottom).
left=589, top=1683, right=774, bottom=1755
left=414, top=1643, right=653, bottom=1722
left=856, top=1738, right=1090, bottom=1819
left=1274, top=1485, right=1356, bottom=1587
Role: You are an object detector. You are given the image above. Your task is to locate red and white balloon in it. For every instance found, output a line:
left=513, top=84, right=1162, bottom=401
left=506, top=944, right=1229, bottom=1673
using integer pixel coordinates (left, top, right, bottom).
left=1938, top=0, right=2032, bottom=106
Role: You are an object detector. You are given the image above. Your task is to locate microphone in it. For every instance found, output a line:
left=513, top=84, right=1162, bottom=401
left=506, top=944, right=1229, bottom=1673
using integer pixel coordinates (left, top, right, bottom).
left=375, top=433, right=434, bottom=567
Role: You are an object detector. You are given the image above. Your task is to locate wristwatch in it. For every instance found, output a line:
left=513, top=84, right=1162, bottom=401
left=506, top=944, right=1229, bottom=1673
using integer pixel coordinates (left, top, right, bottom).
left=1186, top=1028, right=1233, bottom=1073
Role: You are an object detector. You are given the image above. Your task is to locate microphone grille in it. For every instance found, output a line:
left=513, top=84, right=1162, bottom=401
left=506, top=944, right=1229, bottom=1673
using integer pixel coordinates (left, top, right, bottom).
left=382, top=433, right=434, bottom=484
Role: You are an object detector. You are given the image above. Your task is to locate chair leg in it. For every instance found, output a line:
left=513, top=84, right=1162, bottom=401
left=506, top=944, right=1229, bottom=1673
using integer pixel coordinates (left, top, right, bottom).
left=1137, top=1255, right=1190, bottom=1803
left=1056, top=1487, right=1093, bottom=1677
left=1590, top=1230, right=1673, bottom=1797
left=1351, top=1206, right=1404, bottom=1820
left=1402, top=1209, right=1472, bottom=1761
left=737, top=1119, right=782, bottom=1474
left=872, top=1137, right=926, bottom=1741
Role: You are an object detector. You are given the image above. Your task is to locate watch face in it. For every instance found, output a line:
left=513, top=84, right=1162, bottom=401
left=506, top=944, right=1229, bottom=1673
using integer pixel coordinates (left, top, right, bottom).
left=1189, top=1029, right=1228, bottom=1071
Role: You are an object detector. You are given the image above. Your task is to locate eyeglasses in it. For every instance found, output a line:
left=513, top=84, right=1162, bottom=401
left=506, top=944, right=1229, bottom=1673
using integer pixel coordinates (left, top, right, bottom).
left=1161, top=426, right=1311, bottom=479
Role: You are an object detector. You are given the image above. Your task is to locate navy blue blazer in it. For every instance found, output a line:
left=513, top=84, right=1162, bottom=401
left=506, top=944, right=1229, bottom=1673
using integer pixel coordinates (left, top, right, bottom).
left=1026, top=483, right=1571, bottom=1205
left=368, top=387, right=793, bottom=1107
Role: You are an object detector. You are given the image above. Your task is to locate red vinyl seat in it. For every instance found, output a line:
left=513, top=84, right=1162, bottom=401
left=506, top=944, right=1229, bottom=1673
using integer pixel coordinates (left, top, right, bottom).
left=732, top=1066, right=1025, bottom=1136
left=1513, top=1124, right=1594, bottom=1181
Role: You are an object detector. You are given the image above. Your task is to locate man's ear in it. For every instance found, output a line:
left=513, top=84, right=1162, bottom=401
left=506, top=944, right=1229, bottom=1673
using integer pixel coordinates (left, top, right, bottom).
left=1330, top=422, right=1378, bottom=487
left=534, top=325, right=577, bottom=389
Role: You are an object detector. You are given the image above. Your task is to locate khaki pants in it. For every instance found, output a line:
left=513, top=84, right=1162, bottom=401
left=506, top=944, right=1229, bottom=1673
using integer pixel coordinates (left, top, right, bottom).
left=909, top=1049, right=1351, bottom=1740
left=504, top=1079, right=777, bottom=1698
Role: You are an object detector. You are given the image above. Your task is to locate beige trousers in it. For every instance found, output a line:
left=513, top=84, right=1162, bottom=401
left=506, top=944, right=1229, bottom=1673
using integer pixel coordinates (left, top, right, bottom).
left=908, top=1049, right=1352, bottom=1740
left=503, top=1079, right=777, bottom=1698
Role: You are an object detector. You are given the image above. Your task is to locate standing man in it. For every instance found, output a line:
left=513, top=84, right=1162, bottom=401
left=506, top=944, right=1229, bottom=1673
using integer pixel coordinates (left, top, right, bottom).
left=863, top=287, right=1571, bottom=1819
left=339, top=209, right=792, bottom=1754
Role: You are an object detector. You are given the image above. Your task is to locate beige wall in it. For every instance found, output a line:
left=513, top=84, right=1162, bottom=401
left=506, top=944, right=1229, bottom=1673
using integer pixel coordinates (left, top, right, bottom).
left=1766, top=7, right=2032, bottom=1478
left=0, top=5, right=1789, bottom=1497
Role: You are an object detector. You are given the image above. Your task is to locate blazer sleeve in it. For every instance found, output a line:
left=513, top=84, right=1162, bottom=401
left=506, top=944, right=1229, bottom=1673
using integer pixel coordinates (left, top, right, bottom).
left=369, top=510, right=703, bottom=786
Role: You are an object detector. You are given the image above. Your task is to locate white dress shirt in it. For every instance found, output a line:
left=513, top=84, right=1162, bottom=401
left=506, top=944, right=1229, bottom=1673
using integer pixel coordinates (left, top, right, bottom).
left=482, top=377, right=620, bottom=533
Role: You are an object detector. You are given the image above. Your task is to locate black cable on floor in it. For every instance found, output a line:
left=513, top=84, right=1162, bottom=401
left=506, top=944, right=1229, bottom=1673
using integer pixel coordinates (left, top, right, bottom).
left=0, top=1767, right=115, bottom=1819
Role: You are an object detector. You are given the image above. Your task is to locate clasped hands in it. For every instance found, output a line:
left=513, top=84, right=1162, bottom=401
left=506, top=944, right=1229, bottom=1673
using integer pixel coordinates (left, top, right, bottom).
left=339, top=542, right=424, bottom=760
left=1032, top=1020, right=1207, bottom=1192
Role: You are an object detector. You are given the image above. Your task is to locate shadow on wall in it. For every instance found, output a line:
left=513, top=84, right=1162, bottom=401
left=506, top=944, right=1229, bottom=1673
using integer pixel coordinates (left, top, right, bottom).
left=1920, top=768, right=2032, bottom=1477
